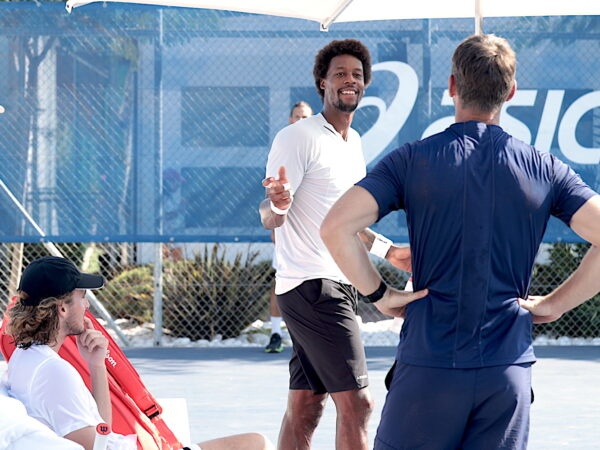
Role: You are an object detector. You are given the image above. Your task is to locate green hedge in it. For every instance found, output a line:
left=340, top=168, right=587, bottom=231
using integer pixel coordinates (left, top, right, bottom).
left=96, top=244, right=273, bottom=340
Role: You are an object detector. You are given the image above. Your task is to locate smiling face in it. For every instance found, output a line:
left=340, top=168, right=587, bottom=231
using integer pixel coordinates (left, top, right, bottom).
left=320, top=54, right=365, bottom=114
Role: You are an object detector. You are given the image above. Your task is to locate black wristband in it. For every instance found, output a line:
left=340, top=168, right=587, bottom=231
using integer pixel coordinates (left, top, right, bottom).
left=363, top=280, right=387, bottom=303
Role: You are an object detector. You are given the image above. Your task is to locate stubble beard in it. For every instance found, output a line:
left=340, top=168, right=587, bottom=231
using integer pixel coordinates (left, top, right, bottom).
left=334, top=94, right=360, bottom=113
left=65, top=317, right=85, bottom=337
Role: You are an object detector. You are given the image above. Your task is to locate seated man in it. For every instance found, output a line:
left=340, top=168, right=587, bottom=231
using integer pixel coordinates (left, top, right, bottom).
left=5, top=256, right=273, bottom=450
left=0, top=383, right=84, bottom=450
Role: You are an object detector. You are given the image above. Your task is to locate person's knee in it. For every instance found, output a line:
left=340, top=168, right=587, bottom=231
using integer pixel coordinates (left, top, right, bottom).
left=248, top=432, right=275, bottom=450
left=354, top=388, right=374, bottom=417
left=333, top=388, right=374, bottom=421
left=288, top=391, right=327, bottom=426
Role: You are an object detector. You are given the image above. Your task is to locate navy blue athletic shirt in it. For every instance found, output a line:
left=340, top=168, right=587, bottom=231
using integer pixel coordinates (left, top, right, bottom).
left=357, top=121, right=596, bottom=368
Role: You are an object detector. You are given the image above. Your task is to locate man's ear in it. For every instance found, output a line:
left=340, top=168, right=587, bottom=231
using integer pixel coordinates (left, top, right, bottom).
left=506, top=80, right=517, bottom=102
left=448, top=74, right=456, bottom=97
left=57, top=301, right=67, bottom=316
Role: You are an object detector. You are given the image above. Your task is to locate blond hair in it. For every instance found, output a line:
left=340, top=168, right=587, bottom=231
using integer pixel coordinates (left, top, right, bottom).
left=452, top=34, right=516, bottom=113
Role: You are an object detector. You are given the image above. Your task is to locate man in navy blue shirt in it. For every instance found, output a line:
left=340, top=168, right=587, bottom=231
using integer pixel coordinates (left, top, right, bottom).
left=321, top=34, right=600, bottom=450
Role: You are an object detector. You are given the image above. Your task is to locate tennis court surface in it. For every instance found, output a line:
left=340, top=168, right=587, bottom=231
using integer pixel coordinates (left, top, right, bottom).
left=126, top=345, right=600, bottom=449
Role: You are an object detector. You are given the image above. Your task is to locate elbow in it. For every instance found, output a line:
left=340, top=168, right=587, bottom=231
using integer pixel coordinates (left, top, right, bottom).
left=321, top=207, right=355, bottom=250
left=320, top=214, right=337, bottom=249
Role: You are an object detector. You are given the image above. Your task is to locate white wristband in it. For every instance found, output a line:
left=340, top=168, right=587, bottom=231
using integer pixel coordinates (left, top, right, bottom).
left=370, top=233, right=392, bottom=259
left=270, top=201, right=289, bottom=215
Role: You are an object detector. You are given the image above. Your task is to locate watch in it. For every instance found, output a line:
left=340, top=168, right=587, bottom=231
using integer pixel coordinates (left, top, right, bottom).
left=363, top=280, right=387, bottom=303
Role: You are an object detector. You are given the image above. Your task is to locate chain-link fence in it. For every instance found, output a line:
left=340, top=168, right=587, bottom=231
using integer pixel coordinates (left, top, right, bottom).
left=1, top=4, right=599, bottom=345
left=1, top=242, right=599, bottom=345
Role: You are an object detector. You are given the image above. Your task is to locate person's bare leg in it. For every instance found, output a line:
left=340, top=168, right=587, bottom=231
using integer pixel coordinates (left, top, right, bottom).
left=270, top=284, right=281, bottom=317
left=330, top=387, right=373, bottom=450
left=277, top=389, right=328, bottom=450
left=199, top=432, right=274, bottom=450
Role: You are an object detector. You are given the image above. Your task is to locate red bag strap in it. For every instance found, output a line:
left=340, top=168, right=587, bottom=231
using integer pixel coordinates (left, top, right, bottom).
left=85, top=311, right=182, bottom=448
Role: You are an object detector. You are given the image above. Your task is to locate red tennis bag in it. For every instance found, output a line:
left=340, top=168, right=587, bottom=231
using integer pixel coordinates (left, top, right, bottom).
left=1, top=296, right=183, bottom=450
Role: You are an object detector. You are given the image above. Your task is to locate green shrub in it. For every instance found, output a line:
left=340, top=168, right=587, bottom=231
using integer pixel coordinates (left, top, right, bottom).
left=95, top=264, right=154, bottom=322
left=162, top=244, right=273, bottom=340
left=97, top=244, right=273, bottom=341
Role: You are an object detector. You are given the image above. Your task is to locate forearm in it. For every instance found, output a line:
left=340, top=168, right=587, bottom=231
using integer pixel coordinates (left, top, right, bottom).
left=259, top=198, right=287, bottom=229
left=90, top=364, right=112, bottom=425
left=548, top=195, right=600, bottom=312
left=358, top=228, right=376, bottom=249
left=359, top=228, right=390, bottom=257
left=327, top=228, right=383, bottom=295
left=359, top=228, right=412, bottom=273
left=322, top=190, right=382, bottom=295
left=324, top=226, right=425, bottom=316
left=260, top=167, right=293, bottom=230
left=323, top=186, right=427, bottom=315
left=545, top=244, right=600, bottom=314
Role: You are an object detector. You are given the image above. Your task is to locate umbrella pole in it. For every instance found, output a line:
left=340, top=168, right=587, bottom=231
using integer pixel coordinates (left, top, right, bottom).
left=475, top=0, right=484, bottom=34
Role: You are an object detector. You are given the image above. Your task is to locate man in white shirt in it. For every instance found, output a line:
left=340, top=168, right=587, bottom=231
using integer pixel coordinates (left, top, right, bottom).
left=259, top=39, right=423, bottom=450
left=265, top=101, right=314, bottom=354
left=0, top=383, right=84, bottom=450
left=5, top=256, right=273, bottom=450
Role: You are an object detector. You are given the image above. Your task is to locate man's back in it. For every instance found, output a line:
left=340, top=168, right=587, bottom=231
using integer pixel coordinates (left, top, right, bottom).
left=321, top=33, right=600, bottom=450
left=359, top=121, right=595, bottom=367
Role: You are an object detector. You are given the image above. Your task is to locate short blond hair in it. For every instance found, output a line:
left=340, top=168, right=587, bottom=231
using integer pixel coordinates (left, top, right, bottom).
left=452, top=34, right=516, bottom=113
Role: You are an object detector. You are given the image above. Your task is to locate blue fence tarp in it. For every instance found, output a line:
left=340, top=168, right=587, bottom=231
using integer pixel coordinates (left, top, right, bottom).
left=0, top=4, right=598, bottom=243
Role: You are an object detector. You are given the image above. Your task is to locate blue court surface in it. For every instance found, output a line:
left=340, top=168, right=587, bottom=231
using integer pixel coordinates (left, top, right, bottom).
left=126, top=345, right=600, bottom=449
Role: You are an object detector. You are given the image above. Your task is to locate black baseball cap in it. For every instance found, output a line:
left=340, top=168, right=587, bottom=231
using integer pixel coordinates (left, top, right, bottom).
left=18, top=256, right=104, bottom=306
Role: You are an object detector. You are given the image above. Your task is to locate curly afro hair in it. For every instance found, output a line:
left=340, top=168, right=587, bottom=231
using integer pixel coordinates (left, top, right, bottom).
left=313, top=39, right=372, bottom=101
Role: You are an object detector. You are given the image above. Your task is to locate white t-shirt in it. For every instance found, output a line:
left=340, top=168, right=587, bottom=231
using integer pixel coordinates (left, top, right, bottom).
left=0, top=381, right=84, bottom=450
left=266, top=113, right=366, bottom=295
left=7, top=345, right=136, bottom=450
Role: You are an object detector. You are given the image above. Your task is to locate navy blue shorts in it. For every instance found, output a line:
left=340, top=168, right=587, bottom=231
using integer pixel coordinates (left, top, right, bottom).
left=277, top=278, right=368, bottom=394
left=375, top=362, right=532, bottom=450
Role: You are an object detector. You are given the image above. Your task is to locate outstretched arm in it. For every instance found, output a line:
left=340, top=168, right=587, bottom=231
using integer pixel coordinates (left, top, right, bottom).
left=321, top=185, right=427, bottom=317
left=519, top=195, right=600, bottom=323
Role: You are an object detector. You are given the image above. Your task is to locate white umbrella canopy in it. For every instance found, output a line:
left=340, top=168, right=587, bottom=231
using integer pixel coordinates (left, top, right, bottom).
left=66, top=0, right=600, bottom=32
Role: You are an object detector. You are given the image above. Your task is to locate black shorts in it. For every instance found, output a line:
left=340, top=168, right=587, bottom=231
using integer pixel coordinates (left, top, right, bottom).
left=277, top=278, right=369, bottom=394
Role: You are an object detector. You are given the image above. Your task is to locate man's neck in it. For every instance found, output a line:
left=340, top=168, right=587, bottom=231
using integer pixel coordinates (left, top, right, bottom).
left=321, top=108, right=354, bottom=140
left=48, top=335, right=65, bottom=353
left=455, top=106, right=501, bottom=125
